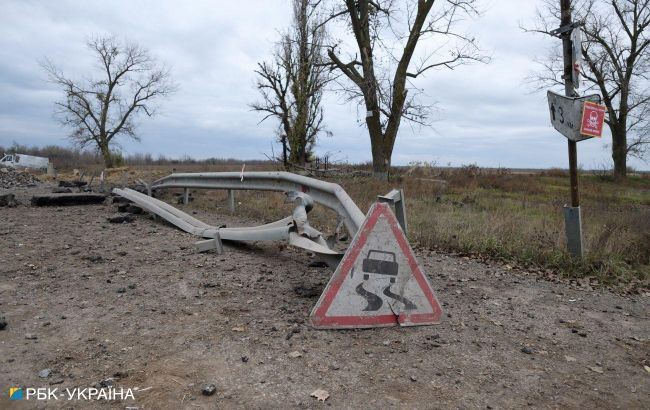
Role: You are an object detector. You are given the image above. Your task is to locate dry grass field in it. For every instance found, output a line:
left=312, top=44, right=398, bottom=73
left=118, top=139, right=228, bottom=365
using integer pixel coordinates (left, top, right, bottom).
left=91, top=161, right=650, bottom=293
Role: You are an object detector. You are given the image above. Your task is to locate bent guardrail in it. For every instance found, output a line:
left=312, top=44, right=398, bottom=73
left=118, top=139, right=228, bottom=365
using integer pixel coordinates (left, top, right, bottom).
left=150, top=172, right=365, bottom=237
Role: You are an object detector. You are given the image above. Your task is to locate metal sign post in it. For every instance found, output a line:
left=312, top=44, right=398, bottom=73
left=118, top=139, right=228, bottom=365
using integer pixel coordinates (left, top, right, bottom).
left=561, top=0, right=583, bottom=258
left=547, top=2, right=607, bottom=259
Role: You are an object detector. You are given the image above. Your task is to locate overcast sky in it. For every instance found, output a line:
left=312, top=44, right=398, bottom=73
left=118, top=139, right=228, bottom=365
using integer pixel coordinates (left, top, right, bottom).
left=0, top=0, right=646, bottom=170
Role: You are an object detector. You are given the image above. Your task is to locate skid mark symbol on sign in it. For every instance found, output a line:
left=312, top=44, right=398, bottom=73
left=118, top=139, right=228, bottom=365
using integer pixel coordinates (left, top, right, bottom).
left=310, top=202, right=443, bottom=328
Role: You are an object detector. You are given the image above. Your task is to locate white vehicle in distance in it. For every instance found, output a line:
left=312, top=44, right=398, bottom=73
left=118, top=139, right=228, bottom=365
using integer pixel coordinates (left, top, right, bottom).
left=0, top=153, right=50, bottom=170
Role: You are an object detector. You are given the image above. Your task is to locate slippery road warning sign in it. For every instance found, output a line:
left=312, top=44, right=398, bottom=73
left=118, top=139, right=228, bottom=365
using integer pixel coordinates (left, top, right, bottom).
left=310, top=203, right=443, bottom=328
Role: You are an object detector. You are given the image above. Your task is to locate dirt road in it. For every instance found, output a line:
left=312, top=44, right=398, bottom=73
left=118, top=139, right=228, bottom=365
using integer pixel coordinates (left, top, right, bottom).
left=1, top=186, right=649, bottom=409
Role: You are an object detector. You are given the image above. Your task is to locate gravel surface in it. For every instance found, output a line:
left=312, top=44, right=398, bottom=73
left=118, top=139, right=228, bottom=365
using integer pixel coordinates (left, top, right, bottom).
left=0, top=166, right=40, bottom=189
left=0, top=185, right=648, bottom=409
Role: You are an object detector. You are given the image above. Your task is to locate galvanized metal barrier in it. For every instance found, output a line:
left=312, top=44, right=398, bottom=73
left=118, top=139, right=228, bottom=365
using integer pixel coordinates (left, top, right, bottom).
left=113, top=172, right=408, bottom=267
left=150, top=172, right=366, bottom=237
left=113, top=186, right=339, bottom=260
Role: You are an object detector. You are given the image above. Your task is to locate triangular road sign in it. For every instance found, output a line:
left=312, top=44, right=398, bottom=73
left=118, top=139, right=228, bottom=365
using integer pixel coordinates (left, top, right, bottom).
left=310, top=203, right=443, bottom=328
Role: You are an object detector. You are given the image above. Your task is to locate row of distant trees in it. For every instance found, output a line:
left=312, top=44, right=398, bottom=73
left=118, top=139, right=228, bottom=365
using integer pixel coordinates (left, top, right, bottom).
left=43, top=0, right=649, bottom=178
left=1, top=142, right=260, bottom=169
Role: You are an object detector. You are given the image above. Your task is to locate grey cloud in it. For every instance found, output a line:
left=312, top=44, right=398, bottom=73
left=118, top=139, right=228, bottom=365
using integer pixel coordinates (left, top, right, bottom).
left=0, top=0, right=645, bottom=170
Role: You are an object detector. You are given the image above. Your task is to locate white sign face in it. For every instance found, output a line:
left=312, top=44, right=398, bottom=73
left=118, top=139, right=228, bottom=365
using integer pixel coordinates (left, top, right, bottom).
left=571, top=28, right=582, bottom=89
left=310, top=203, right=442, bottom=329
left=547, top=91, right=601, bottom=142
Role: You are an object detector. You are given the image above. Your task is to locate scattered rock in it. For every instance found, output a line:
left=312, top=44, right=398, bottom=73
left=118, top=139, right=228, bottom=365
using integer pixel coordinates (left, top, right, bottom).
left=293, top=285, right=320, bottom=298
left=288, top=351, right=303, bottom=358
left=25, top=333, right=38, bottom=340
left=0, top=167, right=40, bottom=189
left=38, top=369, right=51, bottom=378
left=520, top=347, right=534, bottom=354
left=83, top=254, right=104, bottom=264
left=565, top=355, right=577, bottom=362
left=58, top=180, right=87, bottom=188
left=201, top=384, right=217, bottom=396
left=116, top=287, right=127, bottom=293
left=126, top=204, right=143, bottom=214
left=308, top=261, right=328, bottom=268
left=589, top=366, right=604, bottom=374
left=310, top=389, right=329, bottom=402
left=99, top=378, right=114, bottom=388
left=107, top=213, right=135, bottom=224
left=113, top=371, right=129, bottom=379
left=0, top=193, right=18, bottom=207
left=241, top=356, right=249, bottom=363
left=0, top=316, right=7, bottom=330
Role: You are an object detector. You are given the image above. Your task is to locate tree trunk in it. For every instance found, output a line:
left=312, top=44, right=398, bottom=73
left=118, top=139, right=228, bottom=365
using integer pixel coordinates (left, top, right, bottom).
left=611, top=126, right=627, bottom=178
left=100, top=143, right=114, bottom=169
left=281, top=135, right=289, bottom=168
left=370, top=134, right=390, bottom=181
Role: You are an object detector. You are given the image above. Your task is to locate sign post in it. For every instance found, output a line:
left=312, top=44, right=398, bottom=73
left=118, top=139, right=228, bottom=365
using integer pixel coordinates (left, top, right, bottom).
left=546, top=0, right=605, bottom=258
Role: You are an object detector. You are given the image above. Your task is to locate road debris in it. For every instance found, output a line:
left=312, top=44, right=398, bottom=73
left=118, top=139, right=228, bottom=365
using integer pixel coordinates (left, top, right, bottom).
left=310, top=389, right=329, bottom=402
left=201, top=384, right=217, bottom=396
left=31, top=193, right=106, bottom=206
left=0, top=166, right=40, bottom=188
left=107, top=213, right=135, bottom=224
left=0, top=193, right=17, bottom=207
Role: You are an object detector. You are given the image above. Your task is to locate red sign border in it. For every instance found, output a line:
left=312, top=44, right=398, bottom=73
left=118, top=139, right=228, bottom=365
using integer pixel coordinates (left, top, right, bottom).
left=310, top=203, right=443, bottom=328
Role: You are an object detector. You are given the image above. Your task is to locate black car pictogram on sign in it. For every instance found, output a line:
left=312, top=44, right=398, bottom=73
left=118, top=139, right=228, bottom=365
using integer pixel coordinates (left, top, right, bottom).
left=362, top=250, right=399, bottom=283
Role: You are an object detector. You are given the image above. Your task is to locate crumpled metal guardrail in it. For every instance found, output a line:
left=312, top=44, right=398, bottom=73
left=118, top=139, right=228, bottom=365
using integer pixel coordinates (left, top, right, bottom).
left=150, top=171, right=366, bottom=237
left=113, top=186, right=339, bottom=257
left=113, top=172, right=406, bottom=268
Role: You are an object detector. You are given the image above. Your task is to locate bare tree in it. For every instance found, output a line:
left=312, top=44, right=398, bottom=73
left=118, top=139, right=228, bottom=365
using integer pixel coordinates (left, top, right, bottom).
left=529, top=0, right=650, bottom=177
left=323, top=0, right=487, bottom=179
left=252, top=0, right=330, bottom=167
left=42, top=36, right=176, bottom=168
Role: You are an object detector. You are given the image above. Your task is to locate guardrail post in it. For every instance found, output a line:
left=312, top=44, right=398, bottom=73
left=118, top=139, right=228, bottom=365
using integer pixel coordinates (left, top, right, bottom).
left=183, top=188, right=189, bottom=205
left=378, top=189, right=407, bottom=234
left=227, top=189, right=235, bottom=213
